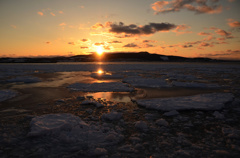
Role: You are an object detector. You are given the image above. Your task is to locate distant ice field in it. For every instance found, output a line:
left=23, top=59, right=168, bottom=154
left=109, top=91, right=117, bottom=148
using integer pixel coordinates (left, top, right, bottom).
left=0, top=62, right=240, bottom=103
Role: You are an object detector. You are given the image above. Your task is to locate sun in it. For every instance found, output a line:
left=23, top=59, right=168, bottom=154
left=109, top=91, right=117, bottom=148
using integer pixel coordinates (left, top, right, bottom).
left=96, top=46, right=104, bottom=56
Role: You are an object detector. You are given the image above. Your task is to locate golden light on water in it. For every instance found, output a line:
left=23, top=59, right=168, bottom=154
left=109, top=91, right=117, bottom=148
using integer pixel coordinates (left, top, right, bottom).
left=97, top=69, right=103, bottom=74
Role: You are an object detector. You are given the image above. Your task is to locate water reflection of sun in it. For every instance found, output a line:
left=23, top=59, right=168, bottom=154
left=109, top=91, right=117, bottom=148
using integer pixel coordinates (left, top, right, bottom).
left=97, top=69, right=103, bottom=74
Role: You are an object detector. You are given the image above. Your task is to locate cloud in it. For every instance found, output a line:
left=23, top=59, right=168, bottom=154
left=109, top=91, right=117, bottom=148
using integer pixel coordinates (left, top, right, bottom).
left=108, top=22, right=176, bottom=36
left=151, top=0, right=222, bottom=14
left=108, top=40, right=122, bottom=44
left=142, top=40, right=156, bottom=43
left=215, top=29, right=233, bottom=38
left=59, top=11, right=64, bottom=14
left=80, top=46, right=88, bottom=49
left=50, top=12, right=56, bottom=16
left=10, top=25, right=17, bottom=29
left=46, top=41, right=51, bottom=44
left=94, top=42, right=104, bottom=46
left=59, top=23, right=66, bottom=26
left=227, top=19, right=240, bottom=28
left=91, top=23, right=104, bottom=29
left=173, top=24, right=192, bottom=34
left=68, top=42, right=75, bottom=45
left=123, top=43, right=138, bottom=47
left=199, top=42, right=213, bottom=47
left=198, top=32, right=212, bottom=36
left=180, top=44, right=193, bottom=48
left=37, top=12, right=44, bottom=16
left=81, top=39, right=88, bottom=42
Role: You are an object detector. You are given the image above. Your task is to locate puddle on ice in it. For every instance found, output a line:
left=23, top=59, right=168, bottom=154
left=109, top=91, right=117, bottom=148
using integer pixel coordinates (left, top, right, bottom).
left=84, top=92, right=132, bottom=103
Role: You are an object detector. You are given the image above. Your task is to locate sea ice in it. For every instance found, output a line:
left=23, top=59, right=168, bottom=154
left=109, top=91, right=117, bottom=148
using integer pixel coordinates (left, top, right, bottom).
left=135, top=121, right=148, bottom=132
left=81, top=100, right=104, bottom=108
left=91, top=72, right=124, bottom=79
left=68, top=82, right=134, bottom=92
left=7, top=76, right=41, bottom=83
left=101, top=111, right=122, bottom=121
left=122, top=76, right=171, bottom=88
left=172, top=81, right=220, bottom=88
left=136, top=93, right=234, bottom=111
left=0, top=89, right=18, bottom=102
left=28, top=113, right=124, bottom=151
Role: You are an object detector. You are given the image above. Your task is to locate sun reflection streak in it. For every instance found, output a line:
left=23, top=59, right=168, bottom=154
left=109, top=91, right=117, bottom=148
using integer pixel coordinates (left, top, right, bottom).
left=97, top=69, right=103, bottom=75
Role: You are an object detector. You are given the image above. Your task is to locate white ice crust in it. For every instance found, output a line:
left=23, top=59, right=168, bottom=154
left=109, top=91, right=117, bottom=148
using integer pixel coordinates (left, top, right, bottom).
left=137, top=93, right=234, bottom=111
left=0, top=89, right=18, bottom=102
left=28, top=113, right=124, bottom=148
left=123, top=76, right=170, bottom=88
left=68, top=82, right=133, bottom=92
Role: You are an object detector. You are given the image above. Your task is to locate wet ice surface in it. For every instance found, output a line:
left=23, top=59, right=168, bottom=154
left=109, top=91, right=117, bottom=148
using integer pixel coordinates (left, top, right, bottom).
left=0, top=62, right=240, bottom=157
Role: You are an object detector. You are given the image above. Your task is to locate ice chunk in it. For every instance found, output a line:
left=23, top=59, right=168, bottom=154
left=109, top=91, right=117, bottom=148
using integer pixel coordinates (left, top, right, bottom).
left=101, top=111, right=122, bottom=121
left=135, top=121, right=148, bottom=132
left=213, top=111, right=224, bottom=119
left=28, top=113, right=124, bottom=151
left=7, top=76, right=41, bottom=83
left=68, top=82, right=134, bottom=92
left=81, top=100, right=104, bottom=108
left=28, top=113, right=88, bottom=137
left=0, top=89, right=18, bottom=102
left=137, top=93, right=234, bottom=111
left=156, top=119, right=169, bottom=126
left=163, top=110, right=180, bottom=116
left=123, top=76, right=171, bottom=88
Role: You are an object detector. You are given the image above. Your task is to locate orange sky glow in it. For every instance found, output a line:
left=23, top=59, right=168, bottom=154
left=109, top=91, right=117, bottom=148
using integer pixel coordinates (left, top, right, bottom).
left=0, top=0, right=240, bottom=60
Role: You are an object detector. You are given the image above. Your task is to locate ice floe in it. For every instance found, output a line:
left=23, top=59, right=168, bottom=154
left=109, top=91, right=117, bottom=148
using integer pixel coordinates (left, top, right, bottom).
left=68, top=82, right=134, bottom=92
left=123, top=76, right=171, bottom=88
left=7, top=76, right=41, bottom=83
left=137, top=93, right=234, bottom=111
left=28, top=113, right=124, bottom=152
left=0, top=89, right=18, bottom=102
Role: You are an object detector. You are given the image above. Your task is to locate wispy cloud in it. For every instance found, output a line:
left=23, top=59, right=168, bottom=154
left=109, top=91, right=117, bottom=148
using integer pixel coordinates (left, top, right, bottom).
left=227, top=19, right=240, bottom=28
left=91, top=23, right=104, bottom=29
left=123, top=43, right=138, bottom=47
left=68, top=42, right=75, bottom=45
left=172, top=24, right=192, bottom=35
left=10, top=25, right=17, bottom=29
left=50, top=12, right=56, bottom=16
left=37, top=11, right=44, bottom=16
left=152, top=0, right=222, bottom=14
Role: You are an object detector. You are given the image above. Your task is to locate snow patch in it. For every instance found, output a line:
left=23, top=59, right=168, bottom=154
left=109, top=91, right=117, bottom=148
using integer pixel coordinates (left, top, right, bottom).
left=137, top=93, right=234, bottom=111
left=68, top=82, right=133, bottom=92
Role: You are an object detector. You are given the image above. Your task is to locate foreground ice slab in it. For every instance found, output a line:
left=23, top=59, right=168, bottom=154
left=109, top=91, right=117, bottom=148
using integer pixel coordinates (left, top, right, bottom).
left=68, top=82, right=133, bottom=92
left=123, top=76, right=171, bottom=88
left=28, top=113, right=124, bottom=150
left=0, top=89, right=18, bottom=102
left=136, top=93, right=234, bottom=111
left=172, top=81, right=221, bottom=88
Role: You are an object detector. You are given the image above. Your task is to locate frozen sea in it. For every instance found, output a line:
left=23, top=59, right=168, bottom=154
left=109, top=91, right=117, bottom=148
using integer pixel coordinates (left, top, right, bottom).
left=0, top=62, right=240, bottom=157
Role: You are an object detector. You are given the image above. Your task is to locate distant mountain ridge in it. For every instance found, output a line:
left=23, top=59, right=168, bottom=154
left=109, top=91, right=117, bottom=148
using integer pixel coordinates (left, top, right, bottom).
left=0, top=52, right=235, bottom=63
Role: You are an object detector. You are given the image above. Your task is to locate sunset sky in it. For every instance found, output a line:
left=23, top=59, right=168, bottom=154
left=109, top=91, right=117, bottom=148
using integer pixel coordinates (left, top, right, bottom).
left=0, top=0, right=240, bottom=59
